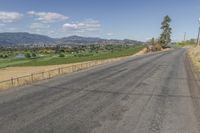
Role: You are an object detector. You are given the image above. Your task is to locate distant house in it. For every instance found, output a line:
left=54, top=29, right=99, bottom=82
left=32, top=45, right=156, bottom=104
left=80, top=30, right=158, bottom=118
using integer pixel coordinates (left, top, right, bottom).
left=15, top=54, right=25, bottom=59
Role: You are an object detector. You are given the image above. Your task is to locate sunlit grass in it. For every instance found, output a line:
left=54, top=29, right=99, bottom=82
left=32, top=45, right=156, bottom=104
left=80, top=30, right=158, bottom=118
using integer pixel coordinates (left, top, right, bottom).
left=0, top=45, right=144, bottom=68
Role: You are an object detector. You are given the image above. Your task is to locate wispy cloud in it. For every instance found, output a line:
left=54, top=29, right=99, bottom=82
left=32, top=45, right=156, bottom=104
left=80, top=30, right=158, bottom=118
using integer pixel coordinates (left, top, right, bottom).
left=27, top=11, right=68, bottom=23
left=63, top=19, right=101, bottom=32
left=107, top=33, right=114, bottom=36
left=30, top=23, right=50, bottom=29
left=0, top=11, right=102, bottom=37
left=0, top=11, right=23, bottom=23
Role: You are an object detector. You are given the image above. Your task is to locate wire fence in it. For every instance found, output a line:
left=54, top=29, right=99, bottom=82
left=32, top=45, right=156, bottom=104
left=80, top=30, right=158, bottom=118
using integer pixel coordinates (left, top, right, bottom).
left=0, top=58, right=122, bottom=90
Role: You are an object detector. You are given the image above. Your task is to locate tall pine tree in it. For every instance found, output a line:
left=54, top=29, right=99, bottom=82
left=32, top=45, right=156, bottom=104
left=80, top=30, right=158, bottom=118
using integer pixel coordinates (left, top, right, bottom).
left=159, top=15, right=172, bottom=48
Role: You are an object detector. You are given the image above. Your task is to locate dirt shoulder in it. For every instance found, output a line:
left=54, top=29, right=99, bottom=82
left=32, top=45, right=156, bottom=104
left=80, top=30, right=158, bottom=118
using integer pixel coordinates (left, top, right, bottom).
left=0, top=62, right=89, bottom=81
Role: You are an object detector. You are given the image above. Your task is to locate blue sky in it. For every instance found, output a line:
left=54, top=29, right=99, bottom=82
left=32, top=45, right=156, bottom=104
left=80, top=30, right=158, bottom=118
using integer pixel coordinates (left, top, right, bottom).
left=0, top=0, right=200, bottom=41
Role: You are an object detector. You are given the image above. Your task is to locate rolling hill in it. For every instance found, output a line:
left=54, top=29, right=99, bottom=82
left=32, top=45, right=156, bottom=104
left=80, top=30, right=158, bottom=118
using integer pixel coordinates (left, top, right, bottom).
left=0, top=32, right=143, bottom=47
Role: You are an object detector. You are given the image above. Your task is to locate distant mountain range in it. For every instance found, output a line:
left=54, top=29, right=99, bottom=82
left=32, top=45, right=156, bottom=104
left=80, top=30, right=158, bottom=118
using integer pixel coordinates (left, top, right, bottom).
left=0, top=32, right=55, bottom=46
left=0, top=32, right=143, bottom=47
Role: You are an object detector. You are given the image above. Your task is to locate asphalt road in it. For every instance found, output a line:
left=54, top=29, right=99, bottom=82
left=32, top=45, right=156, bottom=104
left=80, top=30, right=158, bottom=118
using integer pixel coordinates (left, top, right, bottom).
left=0, top=48, right=200, bottom=133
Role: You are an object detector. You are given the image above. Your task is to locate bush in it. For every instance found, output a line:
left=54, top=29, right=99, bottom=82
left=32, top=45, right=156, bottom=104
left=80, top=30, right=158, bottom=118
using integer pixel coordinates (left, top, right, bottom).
left=146, top=38, right=163, bottom=52
left=0, top=54, right=9, bottom=58
left=32, top=53, right=37, bottom=58
left=3, top=54, right=8, bottom=58
left=154, top=44, right=162, bottom=51
left=59, top=53, right=65, bottom=57
left=0, top=54, right=3, bottom=58
left=59, top=49, right=65, bottom=53
left=25, top=52, right=31, bottom=58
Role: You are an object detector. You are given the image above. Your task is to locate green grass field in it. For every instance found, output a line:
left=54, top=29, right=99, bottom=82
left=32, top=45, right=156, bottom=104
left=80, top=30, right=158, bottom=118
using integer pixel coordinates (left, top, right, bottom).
left=176, top=40, right=196, bottom=47
left=0, top=45, right=144, bottom=68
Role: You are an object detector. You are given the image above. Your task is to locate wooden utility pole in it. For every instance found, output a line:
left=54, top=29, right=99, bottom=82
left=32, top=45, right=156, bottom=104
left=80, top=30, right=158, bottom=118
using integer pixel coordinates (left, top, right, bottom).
left=197, top=26, right=200, bottom=47
left=197, top=19, right=200, bottom=47
left=184, top=32, right=186, bottom=42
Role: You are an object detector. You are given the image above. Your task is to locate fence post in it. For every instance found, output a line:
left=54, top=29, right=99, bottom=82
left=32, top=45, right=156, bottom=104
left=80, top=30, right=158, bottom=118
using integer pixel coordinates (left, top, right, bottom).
left=58, top=68, right=61, bottom=74
left=61, top=67, right=63, bottom=74
left=42, top=72, right=44, bottom=79
left=31, top=74, right=33, bottom=82
left=17, top=78, right=19, bottom=86
left=11, top=77, right=14, bottom=87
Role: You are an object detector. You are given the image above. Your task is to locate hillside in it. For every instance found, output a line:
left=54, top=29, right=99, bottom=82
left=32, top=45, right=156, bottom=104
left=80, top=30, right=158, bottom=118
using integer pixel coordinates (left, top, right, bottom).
left=0, top=32, right=56, bottom=46
left=0, top=32, right=143, bottom=47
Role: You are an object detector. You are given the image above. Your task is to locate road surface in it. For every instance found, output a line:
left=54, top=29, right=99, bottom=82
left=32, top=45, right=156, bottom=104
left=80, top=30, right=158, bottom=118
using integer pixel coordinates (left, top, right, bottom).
left=0, top=48, right=200, bottom=133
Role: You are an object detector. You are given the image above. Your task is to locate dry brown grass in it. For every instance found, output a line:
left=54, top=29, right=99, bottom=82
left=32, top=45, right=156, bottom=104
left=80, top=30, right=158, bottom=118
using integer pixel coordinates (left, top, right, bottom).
left=0, top=60, right=107, bottom=90
left=0, top=63, right=98, bottom=82
left=0, top=62, right=90, bottom=81
left=188, top=47, right=200, bottom=71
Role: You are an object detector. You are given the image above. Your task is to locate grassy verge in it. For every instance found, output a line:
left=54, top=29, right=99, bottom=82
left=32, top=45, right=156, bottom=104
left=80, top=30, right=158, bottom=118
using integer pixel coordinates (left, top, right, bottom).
left=0, top=45, right=144, bottom=67
left=176, top=41, right=195, bottom=47
left=188, top=47, right=200, bottom=71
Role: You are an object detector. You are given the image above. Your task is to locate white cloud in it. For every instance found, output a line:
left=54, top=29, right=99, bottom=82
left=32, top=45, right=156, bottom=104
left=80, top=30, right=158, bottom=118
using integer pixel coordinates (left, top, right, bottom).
left=27, top=11, right=68, bottom=23
left=0, top=11, right=22, bottom=23
left=63, top=19, right=101, bottom=32
left=107, top=33, right=113, bottom=36
left=30, top=23, right=50, bottom=29
left=29, top=23, right=53, bottom=36
left=0, top=27, right=19, bottom=32
left=7, top=27, right=18, bottom=31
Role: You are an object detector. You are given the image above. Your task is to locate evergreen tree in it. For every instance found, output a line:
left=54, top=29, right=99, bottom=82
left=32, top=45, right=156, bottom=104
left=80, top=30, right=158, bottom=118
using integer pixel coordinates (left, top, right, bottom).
left=150, top=38, right=155, bottom=45
left=160, top=15, right=172, bottom=48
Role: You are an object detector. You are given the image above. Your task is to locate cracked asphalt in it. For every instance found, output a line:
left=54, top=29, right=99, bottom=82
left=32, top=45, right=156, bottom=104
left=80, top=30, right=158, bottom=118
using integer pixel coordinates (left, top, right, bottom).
left=0, top=48, right=200, bottom=133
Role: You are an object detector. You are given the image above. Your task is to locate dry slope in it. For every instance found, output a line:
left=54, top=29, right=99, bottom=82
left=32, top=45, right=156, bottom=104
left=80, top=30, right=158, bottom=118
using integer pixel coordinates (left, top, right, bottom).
left=188, top=47, right=200, bottom=71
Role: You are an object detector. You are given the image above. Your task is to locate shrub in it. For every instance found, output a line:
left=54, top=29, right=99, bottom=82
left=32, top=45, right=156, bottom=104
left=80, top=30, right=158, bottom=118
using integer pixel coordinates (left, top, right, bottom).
left=59, top=49, right=65, bottom=53
left=59, top=53, right=65, bottom=57
left=25, top=52, right=31, bottom=58
left=3, top=54, right=8, bottom=58
left=154, top=44, right=162, bottom=51
left=32, top=53, right=37, bottom=58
